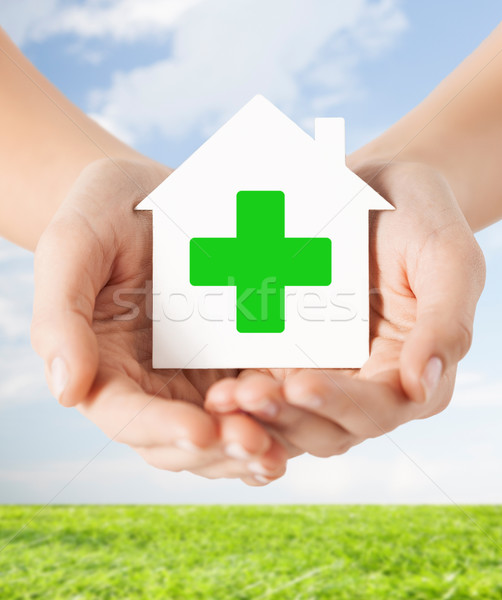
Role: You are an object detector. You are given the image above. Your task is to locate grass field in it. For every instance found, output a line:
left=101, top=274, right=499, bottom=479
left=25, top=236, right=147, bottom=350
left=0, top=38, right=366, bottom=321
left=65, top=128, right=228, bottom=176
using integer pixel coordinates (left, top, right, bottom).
left=0, top=505, right=501, bottom=599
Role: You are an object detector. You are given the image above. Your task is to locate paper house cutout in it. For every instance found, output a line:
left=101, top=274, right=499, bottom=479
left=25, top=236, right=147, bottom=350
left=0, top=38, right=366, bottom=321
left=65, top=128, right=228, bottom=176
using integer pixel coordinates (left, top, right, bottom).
left=136, top=95, right=393, bottom=369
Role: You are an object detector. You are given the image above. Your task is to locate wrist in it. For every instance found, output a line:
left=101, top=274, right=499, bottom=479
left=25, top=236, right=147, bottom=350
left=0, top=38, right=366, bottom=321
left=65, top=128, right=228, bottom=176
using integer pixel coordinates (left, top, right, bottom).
left=348, top=143, right=477, bottom=228
left=82, top=155, right=172, bottom=185
left=31, top=156, right=172, bottom=254
left=81, top=155, right=172, bottom=202
left=348, top=139, right=484, bottom=232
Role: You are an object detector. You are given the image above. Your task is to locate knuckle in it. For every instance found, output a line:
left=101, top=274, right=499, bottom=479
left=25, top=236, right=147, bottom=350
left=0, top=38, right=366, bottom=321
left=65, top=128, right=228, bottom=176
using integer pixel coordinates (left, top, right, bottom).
left=332, top=438, right=354, bottom=455
left=311, top=435, right=354, bottom=457
left=453, top=318, right=473, bottom=359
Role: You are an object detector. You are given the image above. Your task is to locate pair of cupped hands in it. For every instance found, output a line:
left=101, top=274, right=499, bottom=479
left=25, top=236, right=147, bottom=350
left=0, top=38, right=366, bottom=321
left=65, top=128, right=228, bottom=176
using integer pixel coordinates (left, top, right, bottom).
left=31, top=156, right=485, bottom=486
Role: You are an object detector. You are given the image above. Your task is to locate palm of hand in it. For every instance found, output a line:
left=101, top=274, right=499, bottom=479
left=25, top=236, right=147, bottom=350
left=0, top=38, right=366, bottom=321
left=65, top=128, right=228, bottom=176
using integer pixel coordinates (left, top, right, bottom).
left=206, top=161, right=484, bottom=458
left=33, top=158, right=483, bottom=475
left=92, top=215, right=234, bottom=408
left=33, top=158, right=288, bottom=483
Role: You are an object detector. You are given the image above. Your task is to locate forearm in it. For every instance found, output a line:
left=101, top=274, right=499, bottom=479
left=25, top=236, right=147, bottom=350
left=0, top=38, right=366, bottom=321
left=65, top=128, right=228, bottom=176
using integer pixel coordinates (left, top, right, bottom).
left=350, top=22, right=502, bottom=232
left=0, top=29, right=150, bottom=250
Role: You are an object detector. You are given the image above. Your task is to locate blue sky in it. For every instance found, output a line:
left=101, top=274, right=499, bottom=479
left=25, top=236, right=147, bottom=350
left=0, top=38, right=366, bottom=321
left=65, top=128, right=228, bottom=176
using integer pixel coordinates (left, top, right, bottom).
left=1, top=0, right=502, bottom=504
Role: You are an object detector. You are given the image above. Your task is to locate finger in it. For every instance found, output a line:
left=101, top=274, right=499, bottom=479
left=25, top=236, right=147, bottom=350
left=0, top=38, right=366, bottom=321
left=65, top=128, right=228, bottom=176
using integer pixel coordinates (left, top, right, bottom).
left=196, top=426, right=288, bottom=482
left=31, top=216, right=108, bottom=407
left=193, top=438, right=288, bottom=483
left=229, top=373, right=354, bottom=457
left=401, top=223, right=485, bottom=403
left=218, top=412, right=275, bottom=459
left=136, top=444, right=223, bottom=473
left=206, top=370, right=286, bottom=416
left=84, top=371, right=287, bottom=480
left=284, top=369, right=421, bottom=439
left=240, top=475, right=272, bottom=486
left=139, top=427, right=288, bottom=482
left=137, top=448, right=251, bottom=479
left=246, top=438, right=288, bottom=480
left=227, top=372, right=283, bottom=418
left=78, top=368, right=220, bottom=449
left=205, top=377, right=240, bottom=413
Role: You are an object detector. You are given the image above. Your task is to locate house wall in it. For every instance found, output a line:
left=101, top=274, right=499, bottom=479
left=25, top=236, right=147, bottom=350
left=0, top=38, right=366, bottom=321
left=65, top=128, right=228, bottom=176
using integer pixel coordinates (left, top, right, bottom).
left=151, top=203, right=371, bottom=369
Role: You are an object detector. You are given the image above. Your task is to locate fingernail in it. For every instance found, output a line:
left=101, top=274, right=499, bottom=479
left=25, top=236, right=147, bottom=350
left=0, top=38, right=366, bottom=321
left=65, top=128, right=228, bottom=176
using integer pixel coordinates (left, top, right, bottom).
left=243, top=398, right=279, bottom=418
left=225, top=442, right=253, bottom=460
left=175, top=439, right=201, bottom=453
left=50, top=357, right=68, bottom=402
left=421, top=357, right=443, bottom=402
left=260, top=402, right=279, bottom=417
left=289, top=395, right=323, bottom=408
left=248, top=461, right=274, bottom=476
left=254, top=474, right=272, bottom=484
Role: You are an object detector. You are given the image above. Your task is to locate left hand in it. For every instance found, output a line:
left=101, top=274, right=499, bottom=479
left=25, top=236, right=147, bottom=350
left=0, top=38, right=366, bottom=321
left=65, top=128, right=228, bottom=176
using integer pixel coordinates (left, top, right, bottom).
left=31, top=158, right=288, bottom=485
left=205, top=160, right=486, bottom=458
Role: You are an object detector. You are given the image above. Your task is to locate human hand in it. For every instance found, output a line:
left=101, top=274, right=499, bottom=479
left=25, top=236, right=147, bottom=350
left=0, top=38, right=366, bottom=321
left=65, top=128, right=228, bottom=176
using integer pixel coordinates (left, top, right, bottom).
left=205, top=161, right=486, bottom=458
left=31, top=158, right=287, bottom=485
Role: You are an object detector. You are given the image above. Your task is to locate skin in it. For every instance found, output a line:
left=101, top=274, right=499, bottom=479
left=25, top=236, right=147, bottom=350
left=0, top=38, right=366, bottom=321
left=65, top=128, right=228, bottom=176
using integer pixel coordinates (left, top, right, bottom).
left=208, top=22, right=502, bottom=449
left=351, top=22, right=502, bottom=231
left=31, top=158, right=289, bottom=485
left=0, top=27, right=290, bottom=485
left=1, top=21, right=500, bottom=481
left=206, top=161, right=485, bottom=457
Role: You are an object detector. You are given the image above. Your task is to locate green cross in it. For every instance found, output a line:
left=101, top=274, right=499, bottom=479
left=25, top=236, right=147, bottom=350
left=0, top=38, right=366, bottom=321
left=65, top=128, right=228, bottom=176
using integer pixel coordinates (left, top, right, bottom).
left=190, top=191, right=331, bottom=333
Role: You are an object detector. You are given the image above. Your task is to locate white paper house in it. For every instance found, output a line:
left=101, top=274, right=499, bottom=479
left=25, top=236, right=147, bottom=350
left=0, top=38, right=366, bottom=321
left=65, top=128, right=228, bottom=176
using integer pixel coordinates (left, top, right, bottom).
left=136, top=95, right=393, bottom=369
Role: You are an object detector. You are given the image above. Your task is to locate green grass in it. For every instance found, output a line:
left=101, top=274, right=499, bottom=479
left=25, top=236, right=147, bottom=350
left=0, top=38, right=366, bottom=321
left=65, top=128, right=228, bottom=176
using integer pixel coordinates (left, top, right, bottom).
left=0, top=506, right=501, bottom=599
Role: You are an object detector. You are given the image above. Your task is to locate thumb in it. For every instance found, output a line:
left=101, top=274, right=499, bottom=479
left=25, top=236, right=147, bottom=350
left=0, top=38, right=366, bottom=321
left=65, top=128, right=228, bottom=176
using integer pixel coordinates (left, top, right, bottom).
left=400, top=228, right=485, bottom=404
left=31, top=215, right=106, bottom=407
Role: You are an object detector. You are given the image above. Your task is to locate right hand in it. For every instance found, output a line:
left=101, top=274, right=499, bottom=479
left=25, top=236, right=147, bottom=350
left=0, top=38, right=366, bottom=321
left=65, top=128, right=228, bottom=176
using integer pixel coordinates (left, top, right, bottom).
left=31, top=158, right=288, bottom=486
left=205, top=161, right=485, bottom=459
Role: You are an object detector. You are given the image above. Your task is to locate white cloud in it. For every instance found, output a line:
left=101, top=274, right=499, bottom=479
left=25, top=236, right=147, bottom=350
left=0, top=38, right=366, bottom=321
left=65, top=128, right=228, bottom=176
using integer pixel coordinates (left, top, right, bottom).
left=6, top=2, right=502, bottom=505
left=0, top=0, right=202, bottom=46
left=87, top=112, right=136, bottom=146
left=1, top=0, right=407, bottom=147
left=3, top=438, right=502, bottom=504
left=86, top=0, right=407, bottom=145
left=476, top=220, right=502, bottom=256
left=455, top=370, right=484, bottom=387
left=452, top=377, right=502, bottom=408
left=0, top=0, right=59, bottom=46
left=0, top=347, right=47, bottom=407
left=0, top=239, right=44, bottom=406
left=451, top=367, right=502, bottom=408
left=0, top=296, right=30, bottom=340
left=31, top=0, right=205, bottom=43
left=0, top=240, right=34, bottom=341
left=0, top=241, right=31, bottom=264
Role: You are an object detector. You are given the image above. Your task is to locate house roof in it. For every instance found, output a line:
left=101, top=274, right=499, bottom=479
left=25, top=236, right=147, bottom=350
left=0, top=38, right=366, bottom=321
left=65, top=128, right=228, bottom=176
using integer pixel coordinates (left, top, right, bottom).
left=136, top=95, right=393, bottom=214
